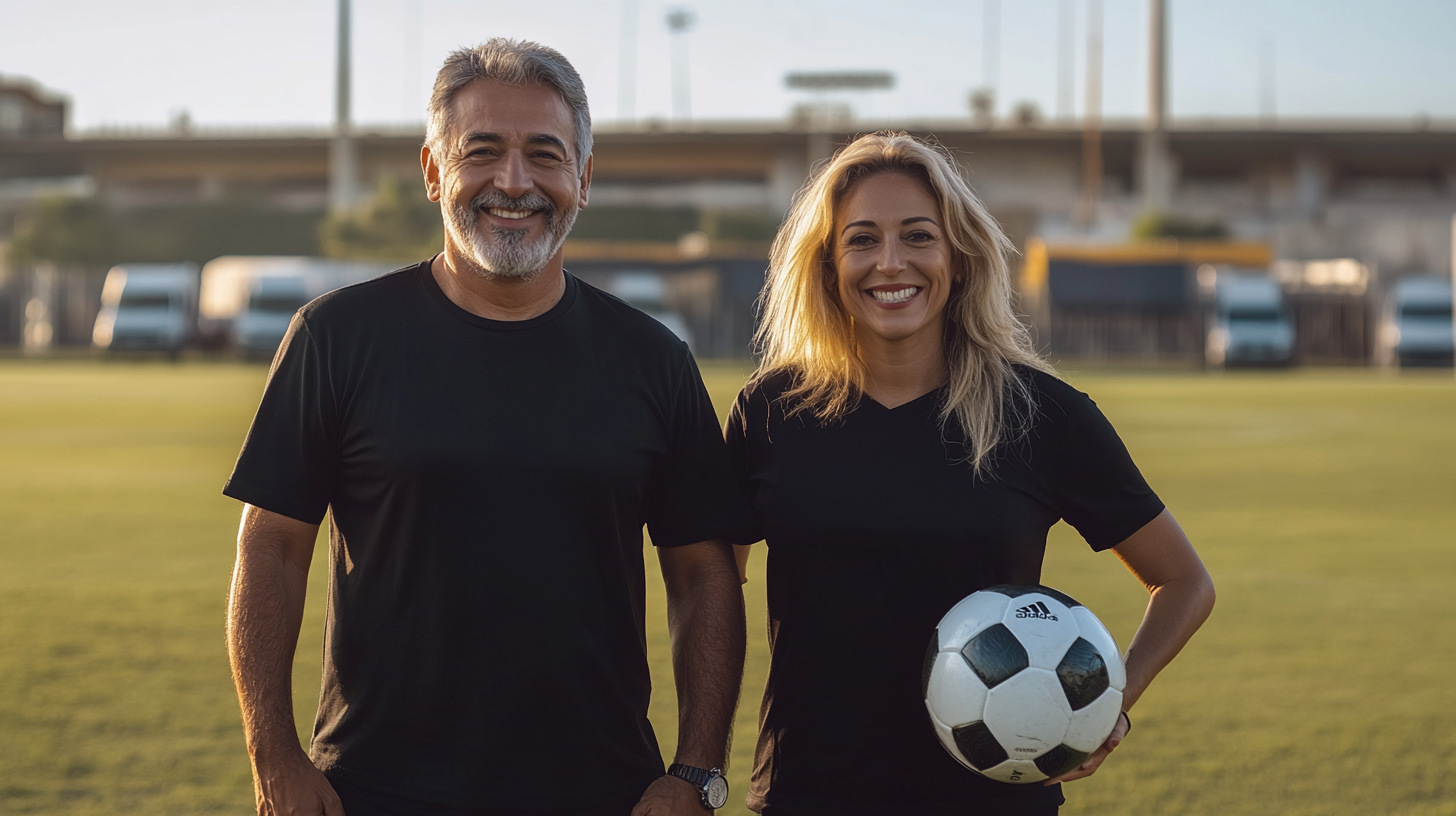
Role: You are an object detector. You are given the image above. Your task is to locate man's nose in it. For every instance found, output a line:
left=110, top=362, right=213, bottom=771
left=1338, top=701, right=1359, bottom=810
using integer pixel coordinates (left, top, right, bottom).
left=493, top=152, right=532, bottom=198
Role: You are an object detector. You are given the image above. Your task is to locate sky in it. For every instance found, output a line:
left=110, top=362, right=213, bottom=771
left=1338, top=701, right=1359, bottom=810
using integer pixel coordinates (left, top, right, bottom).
left=2, top=0, right=1454, bottom=132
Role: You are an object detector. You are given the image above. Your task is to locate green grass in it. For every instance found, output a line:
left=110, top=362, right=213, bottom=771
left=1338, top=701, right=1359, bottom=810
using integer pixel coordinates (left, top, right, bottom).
left=0, top=359, right=1453, bottom=815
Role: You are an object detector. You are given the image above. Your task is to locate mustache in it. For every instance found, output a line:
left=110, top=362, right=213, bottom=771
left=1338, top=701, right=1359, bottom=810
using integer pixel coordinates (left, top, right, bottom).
left=470, top=191, right=556, bottom=217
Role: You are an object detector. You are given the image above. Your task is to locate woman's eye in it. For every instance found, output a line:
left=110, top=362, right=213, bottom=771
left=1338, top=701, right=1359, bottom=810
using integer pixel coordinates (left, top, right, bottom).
left=846, top=233, right=875, bottom=246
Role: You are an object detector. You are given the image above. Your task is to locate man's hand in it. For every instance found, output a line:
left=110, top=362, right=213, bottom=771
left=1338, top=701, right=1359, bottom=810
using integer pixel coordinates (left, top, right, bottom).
left=1043, top=711, right=1130, bottom=785
left=253, top=747, right=345, bottom=816
left=630, top=774, right=707, bottom=816
left=227, top=505, right=332, bottom=815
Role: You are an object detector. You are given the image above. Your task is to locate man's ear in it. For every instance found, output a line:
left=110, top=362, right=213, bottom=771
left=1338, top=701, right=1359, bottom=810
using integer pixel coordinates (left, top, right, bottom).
left=421, top=144, right=443, bottom=203
left=577, top=154, right=593, bottom=209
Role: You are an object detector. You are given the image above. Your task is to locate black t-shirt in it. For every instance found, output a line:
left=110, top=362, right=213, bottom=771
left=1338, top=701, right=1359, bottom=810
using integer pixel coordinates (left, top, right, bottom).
left=724, top=368, right=1164, bottom=816
left=224, top=261, right=754, bottom=812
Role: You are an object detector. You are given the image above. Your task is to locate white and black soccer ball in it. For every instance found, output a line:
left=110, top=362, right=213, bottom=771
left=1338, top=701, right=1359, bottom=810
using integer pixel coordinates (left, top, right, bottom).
left=922, top=584, right=1125, bottom=784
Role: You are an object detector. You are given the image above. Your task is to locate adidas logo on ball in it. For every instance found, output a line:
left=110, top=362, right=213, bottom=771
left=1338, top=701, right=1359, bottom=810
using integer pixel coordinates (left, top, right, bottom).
left=1014, top=601, right=1058, bottom=621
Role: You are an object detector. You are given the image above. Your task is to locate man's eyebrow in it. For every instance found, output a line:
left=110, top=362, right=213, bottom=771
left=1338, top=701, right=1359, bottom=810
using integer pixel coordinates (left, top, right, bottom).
left=458, top=132, right=569, bottom=155
left=840, top=216, right=940, bottom=235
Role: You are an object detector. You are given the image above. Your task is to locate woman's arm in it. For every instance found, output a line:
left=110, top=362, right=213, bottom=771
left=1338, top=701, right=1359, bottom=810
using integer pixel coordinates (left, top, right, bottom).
left=1048, top=508, right=1215, bottom=784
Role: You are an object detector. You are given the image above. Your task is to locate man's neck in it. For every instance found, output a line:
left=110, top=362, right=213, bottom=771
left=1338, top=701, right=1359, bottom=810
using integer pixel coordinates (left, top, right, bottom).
left=430, top=249, right=567, bottom=321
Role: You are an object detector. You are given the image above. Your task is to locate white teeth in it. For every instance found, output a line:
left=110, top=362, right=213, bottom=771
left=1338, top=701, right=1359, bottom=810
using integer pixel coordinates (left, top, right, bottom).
left=870, top=287, right=919, bottom=304
left=488, top=208, right=534, bottom=220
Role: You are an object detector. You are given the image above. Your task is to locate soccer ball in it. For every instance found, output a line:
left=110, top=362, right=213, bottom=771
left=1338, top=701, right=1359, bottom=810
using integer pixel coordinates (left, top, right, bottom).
left=922, top=584, right=1125, bottom=784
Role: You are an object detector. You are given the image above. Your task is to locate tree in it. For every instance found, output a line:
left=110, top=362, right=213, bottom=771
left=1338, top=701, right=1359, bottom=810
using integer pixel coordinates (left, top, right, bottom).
left=320, top=178, right=442, bottom=261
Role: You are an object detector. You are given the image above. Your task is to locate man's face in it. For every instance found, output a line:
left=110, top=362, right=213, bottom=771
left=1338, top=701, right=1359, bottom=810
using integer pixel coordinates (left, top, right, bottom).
left=424, top=79, right=591, bottom=280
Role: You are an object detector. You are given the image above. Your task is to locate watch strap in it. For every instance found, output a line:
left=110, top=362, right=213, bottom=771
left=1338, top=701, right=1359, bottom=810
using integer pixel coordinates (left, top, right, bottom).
left=667, top=762, right=716, bottom=788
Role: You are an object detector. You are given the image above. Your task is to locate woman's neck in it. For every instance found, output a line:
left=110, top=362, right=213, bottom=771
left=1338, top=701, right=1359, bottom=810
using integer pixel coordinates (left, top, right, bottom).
left=858, top=329, right=947, bottom=409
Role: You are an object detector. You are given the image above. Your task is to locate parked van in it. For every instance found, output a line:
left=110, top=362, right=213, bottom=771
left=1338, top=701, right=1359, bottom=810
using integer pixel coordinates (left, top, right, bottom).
left=1206, top=275, right=1295, bottom=367
left=1385, top=277, right=1454, bottom=368
left=92, top=263, right=198, bottom=355
left=234, top=273, right=312, bottom=358
left=199, top=257, right=396, bottom=357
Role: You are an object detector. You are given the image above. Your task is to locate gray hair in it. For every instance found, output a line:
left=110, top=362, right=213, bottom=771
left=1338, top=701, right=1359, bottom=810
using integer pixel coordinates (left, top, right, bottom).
left=426, top=39, right=593, bottom=174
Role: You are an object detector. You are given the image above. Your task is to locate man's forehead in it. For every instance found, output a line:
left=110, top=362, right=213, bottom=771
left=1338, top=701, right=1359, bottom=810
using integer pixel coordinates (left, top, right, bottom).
left=447, top=79, right=573, bottom=141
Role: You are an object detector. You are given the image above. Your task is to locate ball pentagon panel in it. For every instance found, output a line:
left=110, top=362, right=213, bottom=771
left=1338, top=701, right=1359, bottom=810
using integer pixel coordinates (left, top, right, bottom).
left=1056, top=637, right=1111, bottom=711
left=960, top=623, right=1029, bottom=688
left=949, top=721, right=1007, bottom=771
left=1070, top=605, right=1126, bottom=690
left=982, top=668, right=1071, bottom=761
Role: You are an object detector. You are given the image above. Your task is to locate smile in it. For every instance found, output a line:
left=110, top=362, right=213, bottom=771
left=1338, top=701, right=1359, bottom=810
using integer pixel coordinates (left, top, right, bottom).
left=869, top=286, right=920, bottom=305
left=486, top=207, right=537, bottom=220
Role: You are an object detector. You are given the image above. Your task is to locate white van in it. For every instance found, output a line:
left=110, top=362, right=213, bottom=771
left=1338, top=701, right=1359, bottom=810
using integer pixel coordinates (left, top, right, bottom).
left=1206, top=275, right=1295, bottom=367
left=92, top=263, right=199, bottom=355
left=1386, top=277, right=1454, bottom=368
left=199, top=257, right=396, bottom=358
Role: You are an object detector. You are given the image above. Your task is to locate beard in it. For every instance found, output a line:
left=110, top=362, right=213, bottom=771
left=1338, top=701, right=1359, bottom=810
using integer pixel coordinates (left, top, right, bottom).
left=444, top=189, right=579, bottom=280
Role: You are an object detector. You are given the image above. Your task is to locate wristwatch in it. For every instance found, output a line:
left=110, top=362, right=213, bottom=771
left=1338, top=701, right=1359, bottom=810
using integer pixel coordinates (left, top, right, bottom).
left=667, top=763, right=729, bottom=810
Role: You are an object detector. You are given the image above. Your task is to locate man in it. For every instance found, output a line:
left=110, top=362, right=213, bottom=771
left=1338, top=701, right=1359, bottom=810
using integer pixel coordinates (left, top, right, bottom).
left=225, top=39, right=752, bottom=816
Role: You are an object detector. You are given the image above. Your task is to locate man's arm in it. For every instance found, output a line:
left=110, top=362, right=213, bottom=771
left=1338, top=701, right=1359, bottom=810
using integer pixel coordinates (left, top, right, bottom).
left=632, top=539, right=746, bottom=815
left=226, top=503, right=344, bottom=816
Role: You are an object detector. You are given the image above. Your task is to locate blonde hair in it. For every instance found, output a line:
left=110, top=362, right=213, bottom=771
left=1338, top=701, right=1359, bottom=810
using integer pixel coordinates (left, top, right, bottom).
left=753, top=131, right=1056, bottom=474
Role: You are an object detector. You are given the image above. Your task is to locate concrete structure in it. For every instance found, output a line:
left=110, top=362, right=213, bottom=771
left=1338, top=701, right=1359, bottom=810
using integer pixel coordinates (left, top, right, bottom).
left=2, top=104, right=1455, bottom=355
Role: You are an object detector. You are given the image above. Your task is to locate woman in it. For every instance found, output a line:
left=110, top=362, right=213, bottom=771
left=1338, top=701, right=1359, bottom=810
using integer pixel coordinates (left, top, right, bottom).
left=726, top=133, right=1215, bottom=816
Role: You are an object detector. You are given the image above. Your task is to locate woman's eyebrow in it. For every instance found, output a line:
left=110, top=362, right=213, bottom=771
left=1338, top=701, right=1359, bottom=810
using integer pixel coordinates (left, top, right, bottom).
left=841, top=216, right=940, bottom=236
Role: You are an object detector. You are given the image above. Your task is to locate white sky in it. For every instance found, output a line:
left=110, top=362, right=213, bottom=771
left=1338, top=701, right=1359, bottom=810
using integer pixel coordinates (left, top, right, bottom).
left=2, top=0, right=1454, bottom=131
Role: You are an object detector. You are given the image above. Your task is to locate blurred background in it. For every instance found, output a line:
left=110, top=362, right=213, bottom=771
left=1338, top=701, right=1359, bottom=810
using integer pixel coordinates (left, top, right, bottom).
left=1, top=0, right=1452, bottom=364
left=1, top=2, right=1454, bottom=815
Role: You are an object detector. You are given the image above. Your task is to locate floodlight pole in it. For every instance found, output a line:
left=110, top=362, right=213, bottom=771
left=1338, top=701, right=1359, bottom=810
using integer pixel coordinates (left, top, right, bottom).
left=329, top=0, right=360, bottom=213
left=1074, top=0, right=1103, bottom=231
left=619, top=0, right=638, bottom=122
left=665, top=7, right=696, bottom=122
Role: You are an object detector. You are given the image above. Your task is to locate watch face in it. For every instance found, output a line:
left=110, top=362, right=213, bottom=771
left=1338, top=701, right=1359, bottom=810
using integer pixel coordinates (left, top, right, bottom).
left=706, top=775, right=729, bottom=809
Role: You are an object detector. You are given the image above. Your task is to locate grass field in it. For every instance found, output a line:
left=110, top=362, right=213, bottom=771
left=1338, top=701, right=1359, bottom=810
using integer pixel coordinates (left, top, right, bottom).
left=0, top=358, right=1453, bottom=815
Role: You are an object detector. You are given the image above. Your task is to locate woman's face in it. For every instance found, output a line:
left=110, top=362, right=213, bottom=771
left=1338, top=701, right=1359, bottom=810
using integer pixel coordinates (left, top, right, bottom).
left=832, top=172, right=953, bottom=348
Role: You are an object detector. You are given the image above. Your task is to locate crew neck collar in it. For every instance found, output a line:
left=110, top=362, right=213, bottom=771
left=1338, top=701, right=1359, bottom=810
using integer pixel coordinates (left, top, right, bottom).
left=420, top=261, right=578, bottom=331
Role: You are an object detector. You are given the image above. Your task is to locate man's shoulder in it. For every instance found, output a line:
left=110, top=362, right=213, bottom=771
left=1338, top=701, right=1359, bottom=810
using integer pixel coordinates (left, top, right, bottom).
left=571, top=274, right=692, bottom=356
left=297, top=261, right=428, bottom=327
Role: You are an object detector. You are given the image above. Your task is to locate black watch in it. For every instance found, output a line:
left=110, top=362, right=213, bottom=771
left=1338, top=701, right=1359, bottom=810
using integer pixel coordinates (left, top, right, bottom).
left=667, top=763, right=729, bottom=810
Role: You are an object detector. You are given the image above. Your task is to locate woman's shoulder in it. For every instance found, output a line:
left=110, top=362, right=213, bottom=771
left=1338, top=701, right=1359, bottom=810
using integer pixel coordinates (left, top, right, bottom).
left=1010, top=364, right=1098, bottom=430
left=736, top=367, right=798, bottom=405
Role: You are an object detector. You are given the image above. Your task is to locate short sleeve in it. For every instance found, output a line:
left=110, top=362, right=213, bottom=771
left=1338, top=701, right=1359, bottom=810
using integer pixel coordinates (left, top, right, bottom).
left=1040, top=390, right=1165, bottom=552
left=722, top=388, right=766, bottom=546
left=642, top=356, right=757, bottom=547
left=222, top=313, right=339, bottom=524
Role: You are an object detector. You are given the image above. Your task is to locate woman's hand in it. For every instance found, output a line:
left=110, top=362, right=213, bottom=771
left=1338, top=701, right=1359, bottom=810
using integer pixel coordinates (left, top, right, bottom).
left=1043, top=711, right=1130, bottom=785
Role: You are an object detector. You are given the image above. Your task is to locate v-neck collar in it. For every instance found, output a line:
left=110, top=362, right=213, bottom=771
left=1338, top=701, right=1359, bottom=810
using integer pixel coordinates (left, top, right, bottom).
left=859, top=386, right=944, bottom=422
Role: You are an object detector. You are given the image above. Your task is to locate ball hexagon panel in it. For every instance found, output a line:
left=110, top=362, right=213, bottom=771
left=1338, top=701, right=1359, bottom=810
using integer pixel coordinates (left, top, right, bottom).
left=950, top=721, right=1007, bottom=771
left=1056, top=637, right=1110, bottom=711
left=998, top=593, right=1080, bottom=668
left=959, top=623, right=1028, bottom=688
left=982, top=668, right=1071, bottom=761
left=1061, top=687, right=1123, bottom=753
left=925, top=705, right=962, bottom=764
left=978, top=758, right=1048, bottom=785
left=1070, top=605, right=1126, bottom=690
left=925, top=651, right=990, bottom=728
left=936, top=591, right=1012, bottom=652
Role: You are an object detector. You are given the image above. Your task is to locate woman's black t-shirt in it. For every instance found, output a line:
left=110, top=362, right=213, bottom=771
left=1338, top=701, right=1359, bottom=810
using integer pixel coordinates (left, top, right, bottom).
left=724, top=368, right=1164, bottom=815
